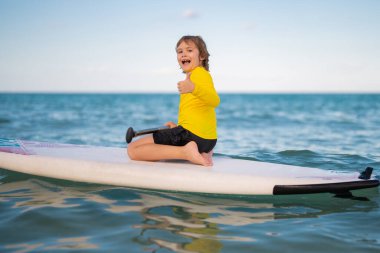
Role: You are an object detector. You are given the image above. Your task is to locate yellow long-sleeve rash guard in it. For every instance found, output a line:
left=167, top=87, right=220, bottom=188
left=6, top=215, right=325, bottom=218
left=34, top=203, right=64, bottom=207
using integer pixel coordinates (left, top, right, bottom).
left=178, top=66, right=220, bottom=139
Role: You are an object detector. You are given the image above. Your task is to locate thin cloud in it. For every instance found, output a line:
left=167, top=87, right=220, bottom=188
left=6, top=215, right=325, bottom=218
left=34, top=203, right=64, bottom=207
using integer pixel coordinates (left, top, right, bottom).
left=182, top=9, right=199, bottom=19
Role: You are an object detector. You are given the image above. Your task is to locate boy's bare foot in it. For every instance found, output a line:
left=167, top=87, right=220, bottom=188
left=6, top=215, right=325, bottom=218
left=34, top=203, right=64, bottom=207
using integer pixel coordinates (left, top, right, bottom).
left=201, top=150, right=214, bottom=166
left=184, top=141, right=212, bottom=166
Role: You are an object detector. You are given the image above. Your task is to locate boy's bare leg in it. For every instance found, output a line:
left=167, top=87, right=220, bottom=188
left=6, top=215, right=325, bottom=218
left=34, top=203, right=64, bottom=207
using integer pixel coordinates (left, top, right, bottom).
left=184, top=142, right=212, bottom=166
left=201, top=150, right=214, bottom=166
left=127, top=136, right=211, bottom=166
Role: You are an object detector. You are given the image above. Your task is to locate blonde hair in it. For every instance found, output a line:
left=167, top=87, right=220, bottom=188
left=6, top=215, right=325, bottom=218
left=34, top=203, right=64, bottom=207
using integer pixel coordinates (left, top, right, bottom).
left=176, top=35, right=210, bottom=71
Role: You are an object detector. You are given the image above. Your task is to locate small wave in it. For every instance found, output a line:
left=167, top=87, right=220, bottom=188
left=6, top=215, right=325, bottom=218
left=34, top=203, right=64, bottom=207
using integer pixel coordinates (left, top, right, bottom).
left=0, top=118, right=11, bottom=124
left=276, top=151, right=378, bottom=171
left=334, top=153, right=378, bottom=171
left=278, top=150, right=319, bottom=157
left=274, top=150, right=329, bottom=168
left=49, top=111, right=80, bottom=121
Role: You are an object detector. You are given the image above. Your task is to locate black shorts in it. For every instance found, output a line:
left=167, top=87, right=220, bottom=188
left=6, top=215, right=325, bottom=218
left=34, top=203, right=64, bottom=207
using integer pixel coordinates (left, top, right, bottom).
left=153, top=126, right=217, bottom=153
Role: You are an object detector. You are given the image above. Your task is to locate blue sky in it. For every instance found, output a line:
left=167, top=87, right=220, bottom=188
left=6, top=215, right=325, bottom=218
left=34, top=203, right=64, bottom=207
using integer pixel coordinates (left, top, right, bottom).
left=0, top=0, right=379, bottom=92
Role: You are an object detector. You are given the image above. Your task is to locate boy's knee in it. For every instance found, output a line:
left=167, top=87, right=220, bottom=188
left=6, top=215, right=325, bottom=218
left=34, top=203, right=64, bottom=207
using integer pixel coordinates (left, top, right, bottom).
left=127, top=143, right=136, bottom=160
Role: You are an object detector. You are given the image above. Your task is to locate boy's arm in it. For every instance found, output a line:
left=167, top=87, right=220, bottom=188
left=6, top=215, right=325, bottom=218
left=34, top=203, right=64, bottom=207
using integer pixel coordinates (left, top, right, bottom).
left=190, top=73, right=220, bottom=108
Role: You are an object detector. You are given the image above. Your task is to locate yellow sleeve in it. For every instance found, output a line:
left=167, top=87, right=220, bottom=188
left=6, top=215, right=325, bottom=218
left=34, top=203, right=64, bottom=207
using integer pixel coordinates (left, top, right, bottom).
left=190, top=68, right=220, bottom=108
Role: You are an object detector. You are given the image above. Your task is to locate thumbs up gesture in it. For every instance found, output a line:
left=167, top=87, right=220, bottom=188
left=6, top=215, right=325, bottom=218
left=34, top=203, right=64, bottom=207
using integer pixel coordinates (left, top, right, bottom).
left=177, top=72, right=194, bottom=94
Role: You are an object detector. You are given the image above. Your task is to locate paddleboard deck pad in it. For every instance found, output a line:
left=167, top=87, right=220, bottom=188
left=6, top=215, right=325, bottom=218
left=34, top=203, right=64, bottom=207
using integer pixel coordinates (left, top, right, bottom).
left=0, top=138, right=378, bottom=196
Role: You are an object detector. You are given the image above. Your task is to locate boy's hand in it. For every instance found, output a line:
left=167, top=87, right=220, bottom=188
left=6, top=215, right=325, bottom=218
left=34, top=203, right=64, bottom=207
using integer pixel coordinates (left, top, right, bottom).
left=177, top=72, right=194, bottom=94
left=165, top=121, right=177, bottom=128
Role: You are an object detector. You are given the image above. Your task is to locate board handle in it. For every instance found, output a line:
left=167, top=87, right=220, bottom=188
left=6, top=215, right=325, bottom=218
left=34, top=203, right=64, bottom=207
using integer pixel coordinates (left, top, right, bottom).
left=126, top=126, right=169, bottom=143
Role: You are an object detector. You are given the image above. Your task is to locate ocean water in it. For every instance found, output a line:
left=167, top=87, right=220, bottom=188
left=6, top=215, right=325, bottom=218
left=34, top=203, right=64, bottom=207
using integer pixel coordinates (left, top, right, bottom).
left=0, top=93, right=380, bottom=253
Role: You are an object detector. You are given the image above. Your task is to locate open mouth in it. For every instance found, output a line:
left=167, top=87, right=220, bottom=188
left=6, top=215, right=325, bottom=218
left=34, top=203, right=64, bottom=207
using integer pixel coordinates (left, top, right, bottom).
left=181, top=59, right=191, bottom=65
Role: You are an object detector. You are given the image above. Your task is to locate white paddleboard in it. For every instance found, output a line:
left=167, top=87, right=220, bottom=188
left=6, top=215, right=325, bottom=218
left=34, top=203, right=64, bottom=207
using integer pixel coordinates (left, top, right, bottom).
left=0, top=138, right=378, bottom=196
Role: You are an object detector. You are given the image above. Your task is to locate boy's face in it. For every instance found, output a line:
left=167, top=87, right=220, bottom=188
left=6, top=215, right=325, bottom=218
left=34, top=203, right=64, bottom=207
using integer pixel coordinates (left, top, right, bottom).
left=176, top=41, right=204, bottom=73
